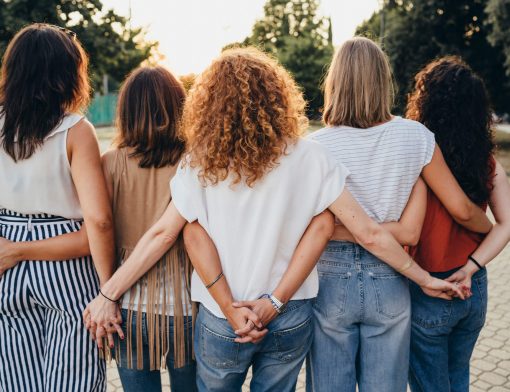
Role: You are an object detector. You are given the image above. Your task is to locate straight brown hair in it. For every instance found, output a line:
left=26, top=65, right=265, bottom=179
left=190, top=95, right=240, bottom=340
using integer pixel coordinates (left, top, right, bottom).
left=114, top=66, right=186, bottom=168
left=0, top=23, right=90, bottom=161
left=323, top=37, right=394, bottom=128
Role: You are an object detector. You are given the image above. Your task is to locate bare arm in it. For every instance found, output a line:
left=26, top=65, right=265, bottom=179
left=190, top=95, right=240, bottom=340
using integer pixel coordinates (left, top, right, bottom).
left=0, top=225, right=89, bottom=266
left=382, top=177, right=427, bottom=246
left=100, top=202, right=186, bottom=301
left=448, top=161, right=510, bottom=284
left=83, top=201, right=186, bottom=347
left=422, top=145, right=492, bottom=234
left=328, top=188, right=464, bottom=299
left=68, top=120, right=115, bottom=286
left=331, top=178, right=427, bottom=246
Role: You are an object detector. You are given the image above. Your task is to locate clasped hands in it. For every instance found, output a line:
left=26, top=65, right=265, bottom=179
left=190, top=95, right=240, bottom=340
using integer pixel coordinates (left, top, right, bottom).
left=82, top=293, right=124, bottom=349
left=224, top=297, right=279, bottom=344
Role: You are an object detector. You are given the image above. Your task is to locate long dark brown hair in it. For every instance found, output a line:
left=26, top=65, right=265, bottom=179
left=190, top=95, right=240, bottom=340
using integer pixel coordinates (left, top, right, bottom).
left=0, top=23, right=90, bottom=161
left=114, top=66, right=186, bottom=168
left=406, top=56, right=495, bottom=204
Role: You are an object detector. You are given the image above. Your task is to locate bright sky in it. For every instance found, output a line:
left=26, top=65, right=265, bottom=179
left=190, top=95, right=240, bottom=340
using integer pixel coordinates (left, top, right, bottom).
left=101, top=0, right=381, bottom=75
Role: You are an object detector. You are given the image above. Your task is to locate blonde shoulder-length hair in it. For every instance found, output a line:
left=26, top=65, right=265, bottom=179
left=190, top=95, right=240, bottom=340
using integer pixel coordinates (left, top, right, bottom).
left=323, top=37, right=395, bottom=128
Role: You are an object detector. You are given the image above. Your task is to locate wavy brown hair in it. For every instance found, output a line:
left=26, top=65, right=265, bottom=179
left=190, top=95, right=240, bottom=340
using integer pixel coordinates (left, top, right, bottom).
left=0, top=23, right=90, bottom=161
left=114, top=66, right=186, bottom=168
left=182, top=47, right=308, bottom=187
left=406, top=56, right=495, bottom=204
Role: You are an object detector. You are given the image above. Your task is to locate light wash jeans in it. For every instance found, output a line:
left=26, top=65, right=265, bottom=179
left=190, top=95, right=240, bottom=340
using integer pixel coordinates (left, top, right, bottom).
left=116, top=309, right=197, bottom=392
left=307, top=241, right=411, bottom=392
left=195, top=300, right=313, bottom=392
left=409, top=267, right=488, bottom=392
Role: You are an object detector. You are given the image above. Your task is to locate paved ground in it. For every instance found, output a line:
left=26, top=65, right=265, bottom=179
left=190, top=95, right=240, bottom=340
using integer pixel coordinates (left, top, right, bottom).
left=106, top=244, right=510, bottom=391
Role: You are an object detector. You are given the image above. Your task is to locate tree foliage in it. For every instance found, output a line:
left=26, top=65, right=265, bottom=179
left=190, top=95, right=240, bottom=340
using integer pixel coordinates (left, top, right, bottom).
left=237, top=0, right=333, bottom=118
left=0, top=0, right=156, bottom=94
left=486, top=0, right=510, bottom=78
left=356, top=0, right=510, bottom=114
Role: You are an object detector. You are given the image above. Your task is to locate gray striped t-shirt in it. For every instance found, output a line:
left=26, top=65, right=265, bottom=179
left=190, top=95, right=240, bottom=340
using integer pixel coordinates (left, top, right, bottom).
left=308, top=116, right=435, bottom=223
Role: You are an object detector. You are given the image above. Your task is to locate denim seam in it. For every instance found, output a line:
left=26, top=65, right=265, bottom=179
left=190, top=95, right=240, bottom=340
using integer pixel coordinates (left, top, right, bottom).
left=273, top=317, right=311, bottom=337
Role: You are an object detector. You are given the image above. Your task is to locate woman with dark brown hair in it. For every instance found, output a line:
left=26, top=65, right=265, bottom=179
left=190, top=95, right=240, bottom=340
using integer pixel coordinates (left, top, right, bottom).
left=0, top=24, right=116, bottom=391
left=84, top=47, right=462, bottom=391
left=406, top=56, right=510, bottom=392
left=102, top=66, right=196, bottom=392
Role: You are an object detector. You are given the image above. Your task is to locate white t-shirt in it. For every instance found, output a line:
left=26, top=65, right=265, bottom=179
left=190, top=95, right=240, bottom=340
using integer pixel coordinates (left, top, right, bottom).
left=170, top=139, right=349, bottom=318
left=308, top=116, right=435, bottom=223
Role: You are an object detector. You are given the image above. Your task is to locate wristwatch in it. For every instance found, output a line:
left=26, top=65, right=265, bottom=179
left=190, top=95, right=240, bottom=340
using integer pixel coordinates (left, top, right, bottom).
left=269, top=294, right=287, bottom=314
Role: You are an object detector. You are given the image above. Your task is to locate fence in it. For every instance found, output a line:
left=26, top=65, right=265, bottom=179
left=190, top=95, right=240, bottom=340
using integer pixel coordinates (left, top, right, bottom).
left=87, top=94, right=117, bottom=127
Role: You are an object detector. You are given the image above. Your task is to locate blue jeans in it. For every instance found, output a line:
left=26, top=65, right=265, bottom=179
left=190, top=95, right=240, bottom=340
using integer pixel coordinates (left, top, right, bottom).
left=116, top=309, right=197, bottom=392
left=409, top=267, right=488, bottom=392
left=195, top=300, right=313, bottom=392
left=307, top=241, right=411, bottom=392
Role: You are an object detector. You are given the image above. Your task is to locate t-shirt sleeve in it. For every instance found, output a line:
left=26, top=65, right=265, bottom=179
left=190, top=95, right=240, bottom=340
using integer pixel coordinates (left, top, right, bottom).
left=422, top=126, right=436, bottom=167
left=169, top=162, right=200, bottom=222
left=314, top=147, right=350, bottom=215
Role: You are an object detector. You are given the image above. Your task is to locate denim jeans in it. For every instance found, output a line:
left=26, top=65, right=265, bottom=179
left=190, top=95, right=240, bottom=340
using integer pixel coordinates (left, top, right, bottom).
left=307, top=241, right=411, bottom=392
left=194, top=299, right=313, bottom=392
left=116, top=309, right=197, bottom=392
left=409, top=267, right=488, bottom=392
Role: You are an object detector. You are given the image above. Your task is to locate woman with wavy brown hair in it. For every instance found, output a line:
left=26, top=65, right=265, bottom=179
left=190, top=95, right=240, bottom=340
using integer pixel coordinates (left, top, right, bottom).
left=0, top=24, right=116, bottom=391
left=406, top=57, right=510, bottom=392
left=84, top=47, right=462, bottom=392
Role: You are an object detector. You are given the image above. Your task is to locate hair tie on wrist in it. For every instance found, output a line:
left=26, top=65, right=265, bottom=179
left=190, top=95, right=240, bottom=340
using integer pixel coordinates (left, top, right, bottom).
left=99, top=289, right=118, bottom=303
left=468, top=255, right=484, bottom=271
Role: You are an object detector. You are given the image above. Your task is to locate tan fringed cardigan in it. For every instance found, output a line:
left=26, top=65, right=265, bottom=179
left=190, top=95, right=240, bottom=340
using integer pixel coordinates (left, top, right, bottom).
left=103, top=148, right=196, bottom=369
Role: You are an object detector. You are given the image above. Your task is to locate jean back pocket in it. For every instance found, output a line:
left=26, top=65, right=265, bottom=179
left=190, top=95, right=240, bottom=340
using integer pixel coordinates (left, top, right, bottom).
left=200, top=324, right=239, bottom=369
left=273, top=317, right=312, bottom=362
left=370, top=272, right=410, bottom=319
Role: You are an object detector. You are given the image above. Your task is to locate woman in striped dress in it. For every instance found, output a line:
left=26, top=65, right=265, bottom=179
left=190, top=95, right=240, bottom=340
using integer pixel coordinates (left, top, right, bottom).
left=0, top=24, right=117, bottom=391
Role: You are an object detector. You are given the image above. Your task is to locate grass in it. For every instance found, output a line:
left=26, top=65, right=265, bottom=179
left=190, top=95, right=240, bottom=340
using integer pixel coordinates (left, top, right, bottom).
left=96, top=124, right=510, bottom=174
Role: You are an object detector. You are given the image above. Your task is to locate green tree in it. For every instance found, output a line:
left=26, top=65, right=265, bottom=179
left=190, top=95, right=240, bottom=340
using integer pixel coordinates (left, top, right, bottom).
left=486, top=0, right=510, bottom=78
left=237, top=0, right=333, bottom=118
left=356, top=0, right=510, bottom=114
left=0, top=0, right=156, bottom=94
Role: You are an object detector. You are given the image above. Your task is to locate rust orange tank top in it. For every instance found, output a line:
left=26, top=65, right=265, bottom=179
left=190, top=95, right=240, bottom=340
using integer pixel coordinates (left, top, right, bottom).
left=410, top=158, right=495, bottom=272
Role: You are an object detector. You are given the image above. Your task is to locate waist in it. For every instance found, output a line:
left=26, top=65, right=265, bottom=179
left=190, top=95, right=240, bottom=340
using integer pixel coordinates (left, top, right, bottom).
left=0, top=209, right=81, bottom=226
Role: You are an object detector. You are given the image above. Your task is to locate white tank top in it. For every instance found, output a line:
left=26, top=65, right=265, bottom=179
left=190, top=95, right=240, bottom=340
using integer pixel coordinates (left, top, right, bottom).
left=0, top=113, right=84, bottom=219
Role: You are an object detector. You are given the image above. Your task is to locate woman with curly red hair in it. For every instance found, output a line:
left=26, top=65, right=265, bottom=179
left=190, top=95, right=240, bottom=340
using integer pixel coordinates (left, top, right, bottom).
left=406, top=57, right=510, bottom=392
left=84, top=47, right=462, bottom=391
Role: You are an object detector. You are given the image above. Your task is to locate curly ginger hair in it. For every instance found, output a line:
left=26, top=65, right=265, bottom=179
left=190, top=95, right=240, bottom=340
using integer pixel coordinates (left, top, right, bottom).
left=182, top=47, right=308, bottom=187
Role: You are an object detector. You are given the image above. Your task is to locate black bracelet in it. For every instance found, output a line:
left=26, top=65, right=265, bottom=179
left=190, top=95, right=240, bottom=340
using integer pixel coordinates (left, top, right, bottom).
left=99, top=289, right=118, bottom=303
left=205, top=272, right=224, bottom=289
left=468, top=255, right=484, bottom=271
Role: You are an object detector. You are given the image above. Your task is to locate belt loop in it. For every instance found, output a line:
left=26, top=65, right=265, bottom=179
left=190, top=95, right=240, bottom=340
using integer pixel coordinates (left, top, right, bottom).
left=27, top=216, right=33, bottom=232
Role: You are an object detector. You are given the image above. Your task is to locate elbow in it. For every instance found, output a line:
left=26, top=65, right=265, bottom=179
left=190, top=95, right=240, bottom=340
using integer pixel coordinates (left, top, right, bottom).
left=404, top=229, right=421, bottom=247
left=183, top=221, right=207, bottom=251
left=451, top=202, right=475, bottom=223
left=355, top=224, right=384, bottom=250
left=85, top=213, right=113, bottom=234
left=310, top=211, right=336, bottom=241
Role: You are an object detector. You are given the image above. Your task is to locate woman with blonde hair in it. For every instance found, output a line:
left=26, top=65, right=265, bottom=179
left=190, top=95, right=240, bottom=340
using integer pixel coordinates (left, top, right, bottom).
left=306, top=37, right=492, bottom=392
left=84, top=47, right=462, bottom=392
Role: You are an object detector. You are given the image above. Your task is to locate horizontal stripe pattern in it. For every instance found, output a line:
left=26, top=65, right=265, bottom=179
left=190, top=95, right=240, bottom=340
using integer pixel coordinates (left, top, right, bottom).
left=309, top=117, right=435, bottom=222
left=0, top=210, right=106, bottom=392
